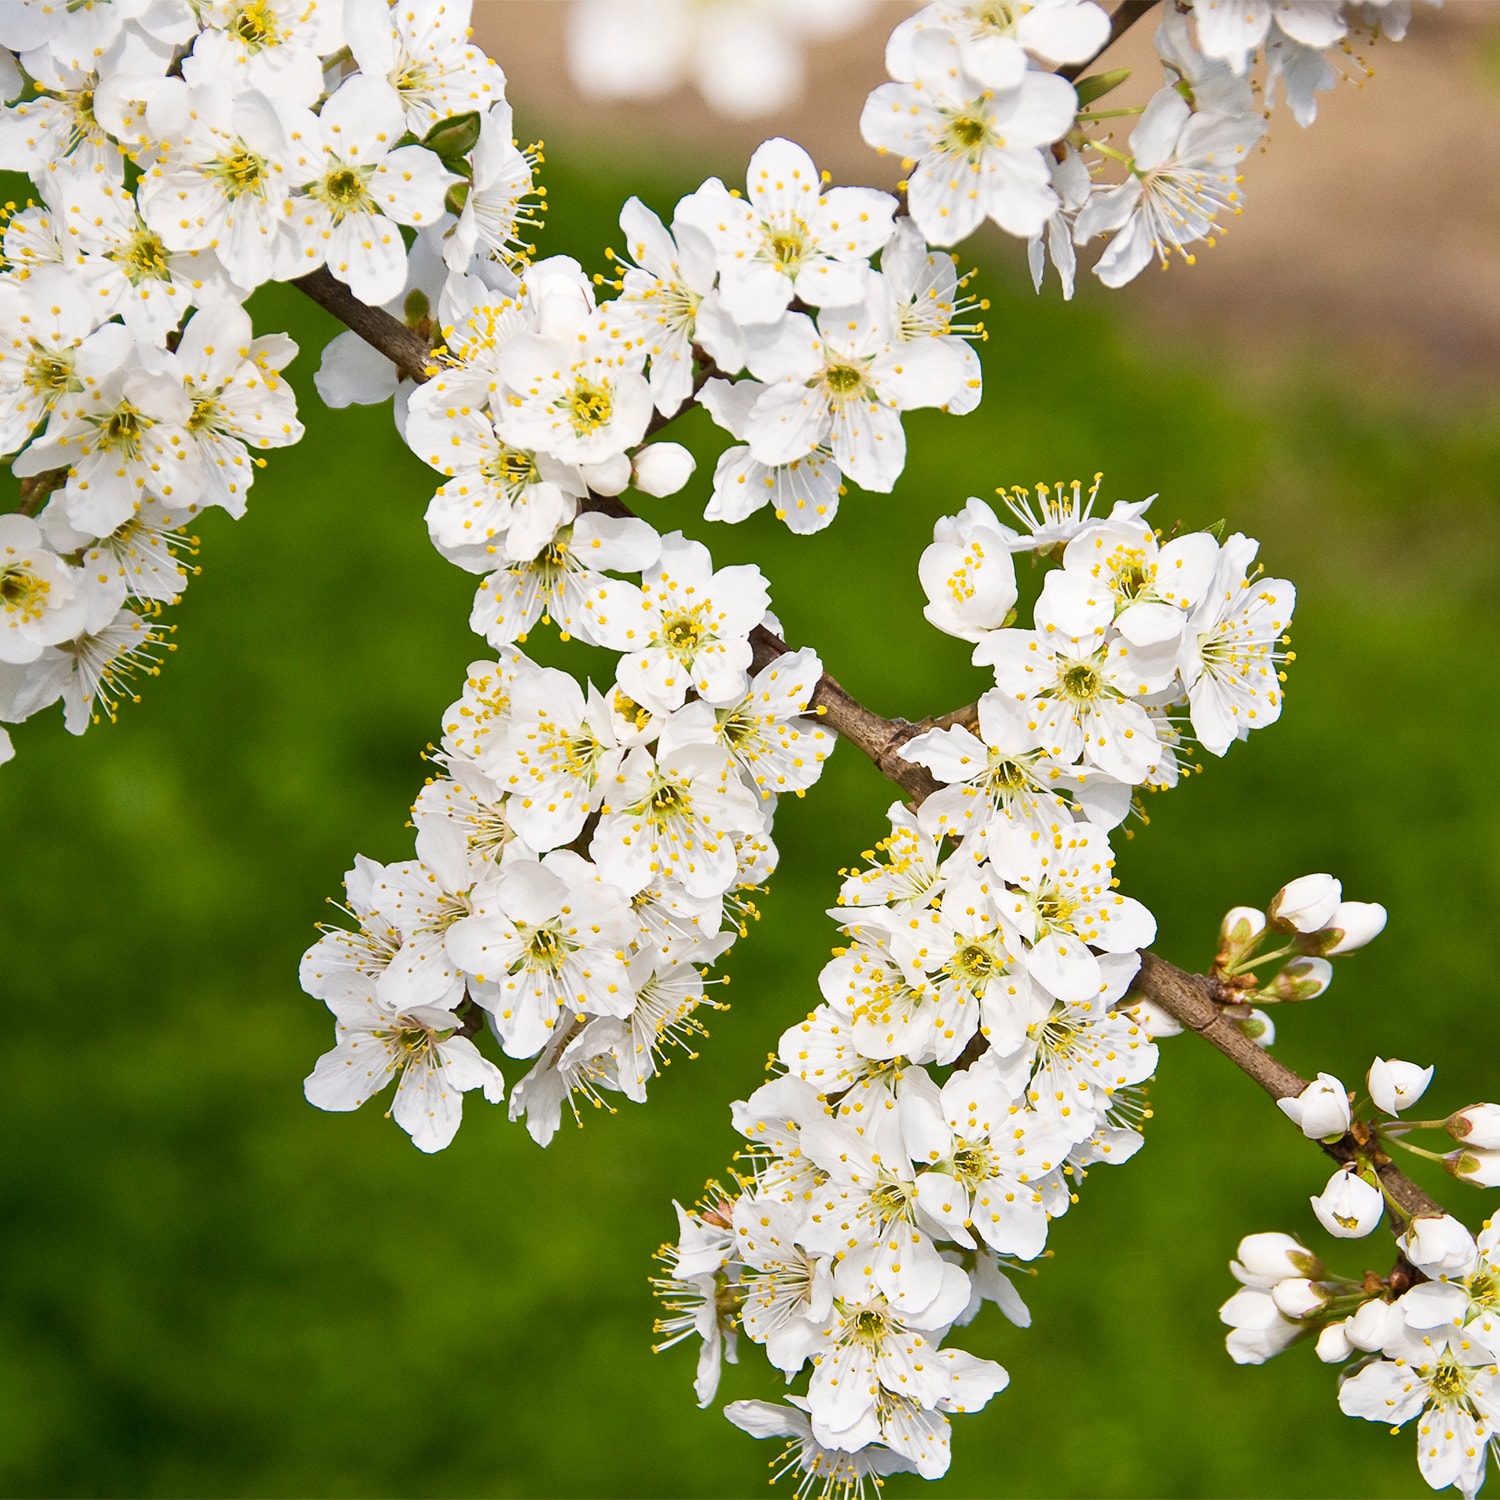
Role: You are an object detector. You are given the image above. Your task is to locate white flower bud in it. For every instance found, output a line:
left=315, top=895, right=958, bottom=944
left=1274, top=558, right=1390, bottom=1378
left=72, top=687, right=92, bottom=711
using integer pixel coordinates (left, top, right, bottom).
left=1310, top=1164, right=1384, bottom=1238
left=1220, top=1286, right=1282, bottom=1330
left=1220, top=1287, right=1302, bottom=1364
left=1315, top=1319, right=1353, bottom=1364
left=1238, top=1008, right=1275, bottom=1047
left=580, top=452, right=632, bottom=496
left=632, top=442, right=697, bottom=498
left=1232, top=1231, right=1322, bottom=1287
left=1448, top=1104, right=1500, bottom=1149
left=1400, top=1214, right=1479, bottom=1279
left=1271, top=1277, right=1327, bottom=1319
left=1367, top=1057, right=1434, bottom=1116
left=1267, top=873, right=1342, bottom=933
left=1277, top=1072, right=1351, bottom=1141
left=1323, top=900, right=1387, bottom=954
left=1268, top=957, right=1331, bottom=1003
left=1218, top=904, right=1267, bottom=958
left=1347, top=1296, right=1404, bottom=1353
left=1226, top=1321, right=1302, bottom=1365
left=1446, top=1148, right=1500, bottom=1188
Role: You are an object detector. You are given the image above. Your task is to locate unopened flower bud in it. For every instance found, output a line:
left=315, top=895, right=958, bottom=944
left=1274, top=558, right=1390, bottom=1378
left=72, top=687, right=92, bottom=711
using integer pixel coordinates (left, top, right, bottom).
left=632, top=442, right=697, bottom=498
left=1315, top=1319, right=1353, bottom=1363
left=1268, top=957, right=1331, bottom=1003
left=581, top=452, right=631, bottom=496
left=1367, top=1057, right=1433, bottom=1116
left=1321, top=901, right=1388, bottom=955
left=1232, top=1231, right=1324, bottom=1286
left=1277, top=1072, right=1351, bottom=1141
left=1272, top=1277, right=1328, bottom=1319
left=1238, top=1008, right=1275, bottom=1047
left=1310, top=1164, right=1383, bottom=1239
left=1446, top=1148, right=1500, bottom=1188
left=1218, top=904, right=1267, bottom=963
left=1267, top=874, right=1342, bottom=933
left=1347, top=1296, right=1404, bottom=1353
left=1400, top=1214, right=1479, bottom=1279
left=1219, top=1287, right=1301, bottom=1365
left=1448, top=1104, right=1500, bottom=1149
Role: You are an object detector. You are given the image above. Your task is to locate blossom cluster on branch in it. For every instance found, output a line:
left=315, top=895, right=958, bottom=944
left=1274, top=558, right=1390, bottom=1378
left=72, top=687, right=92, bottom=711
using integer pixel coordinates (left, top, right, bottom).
left=0, top=1, right=1478, bottom=1496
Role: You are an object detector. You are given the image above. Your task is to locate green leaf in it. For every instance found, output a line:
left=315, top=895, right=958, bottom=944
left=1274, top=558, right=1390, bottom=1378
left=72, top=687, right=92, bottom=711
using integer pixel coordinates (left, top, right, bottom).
left=1074, top=68, right=1131, bottom=108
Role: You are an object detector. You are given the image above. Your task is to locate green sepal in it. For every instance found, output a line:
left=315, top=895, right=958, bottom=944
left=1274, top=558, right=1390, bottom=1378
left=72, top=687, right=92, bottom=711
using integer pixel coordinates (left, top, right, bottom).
left=444, top=180, right=471, bottom=218
left=422, top=110, right=482, bottom=166
left=1074, top=68, right=1131, bottom=108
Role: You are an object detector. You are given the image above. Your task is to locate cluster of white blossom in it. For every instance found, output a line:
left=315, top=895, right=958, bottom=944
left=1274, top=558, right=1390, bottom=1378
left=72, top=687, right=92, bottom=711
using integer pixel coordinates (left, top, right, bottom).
left=1225, top=1075, right=1500, bottom=1496
left=339, top=132, right=986, bottom=568
left=1198, top=871, right=1500, bottom=1497
left=301, top=624, right=835, bottom=1151
left=860, top=0, right=1424, bottom=293
left=651, top=489, right=1304, bottom=1487
left=0, top=0, right=530, bottom=762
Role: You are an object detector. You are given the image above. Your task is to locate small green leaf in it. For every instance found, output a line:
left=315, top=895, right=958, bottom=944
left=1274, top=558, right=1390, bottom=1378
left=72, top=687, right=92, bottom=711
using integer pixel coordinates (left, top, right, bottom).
left=422, top=110, right=482, bottom=164
left=403, top=288, right=431, bottom=328
left=1074, top=68, right=1131, bottom=108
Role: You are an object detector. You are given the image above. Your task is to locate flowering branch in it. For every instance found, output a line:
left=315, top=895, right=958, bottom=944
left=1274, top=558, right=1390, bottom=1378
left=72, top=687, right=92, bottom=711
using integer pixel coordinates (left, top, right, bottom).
left=286, top=273, right=1437, bottom=1234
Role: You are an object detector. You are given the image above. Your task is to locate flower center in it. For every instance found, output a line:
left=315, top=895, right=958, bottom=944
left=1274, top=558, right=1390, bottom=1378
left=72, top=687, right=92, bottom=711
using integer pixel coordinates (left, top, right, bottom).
left=563, top=377, right=613, bottom=435
left=823, top=363, right=865, bottom=395
left=951, top=1141, right=998, bottom=1186
left=976, top=0, right=1024, bottom=35
left=764, top=222, right=808, bottom=272
left=1036, top=891, right=1079, bottom=933
left=951, top=940, right=998, bottom=985
left=718, top=709, right=757, bottom=750
left=613, top=689, right=651, bottom=730
left=662, top=610, right=707, bottom=656
left=207, top=146, right=268, bottom=200
left=524, top=926, right=569, bottom=973
left=649, top=780, right=688, bottom=819
left=941, top=109, right=999, bottom=158
left=116, top=227, right=171, bottom=283
left=1061, top=661, right=1103, bottom=700
left=188, top=396, right=220, bottom=433
left=97, top=404, right=145, bottom=456
left=230, top=0, right=283, bottom=50
left=484, top=444, right=540, bottom=489
left=24, top=348, right=78, bottom=397
left=1428, top=1361, right=1476, bottom=1403
left=0, top=565, right=47, bottom=620
left=850, top=1307, right=889, bottom=1347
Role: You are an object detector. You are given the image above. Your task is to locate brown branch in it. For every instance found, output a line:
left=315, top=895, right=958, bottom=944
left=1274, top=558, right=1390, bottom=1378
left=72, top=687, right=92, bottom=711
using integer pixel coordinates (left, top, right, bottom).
left=16, top=468, right=66, bottom=516
left=292, top=267, right=434, bottom=382
left=291, top=219, right=1448, bottom=1246
left=1131, top=954, right=1443, bottom=1231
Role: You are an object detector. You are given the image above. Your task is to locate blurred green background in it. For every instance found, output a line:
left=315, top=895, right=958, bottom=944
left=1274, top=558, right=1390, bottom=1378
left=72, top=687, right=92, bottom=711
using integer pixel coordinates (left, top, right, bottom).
left=4, top=134, right=1499, bottom=1500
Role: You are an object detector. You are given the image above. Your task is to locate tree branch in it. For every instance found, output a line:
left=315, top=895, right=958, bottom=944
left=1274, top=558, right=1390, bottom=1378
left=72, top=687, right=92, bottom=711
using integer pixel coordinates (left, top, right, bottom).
left=292, top=267, right=434, bottom=382
left=290, top=207, right=1447, bottom=1243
